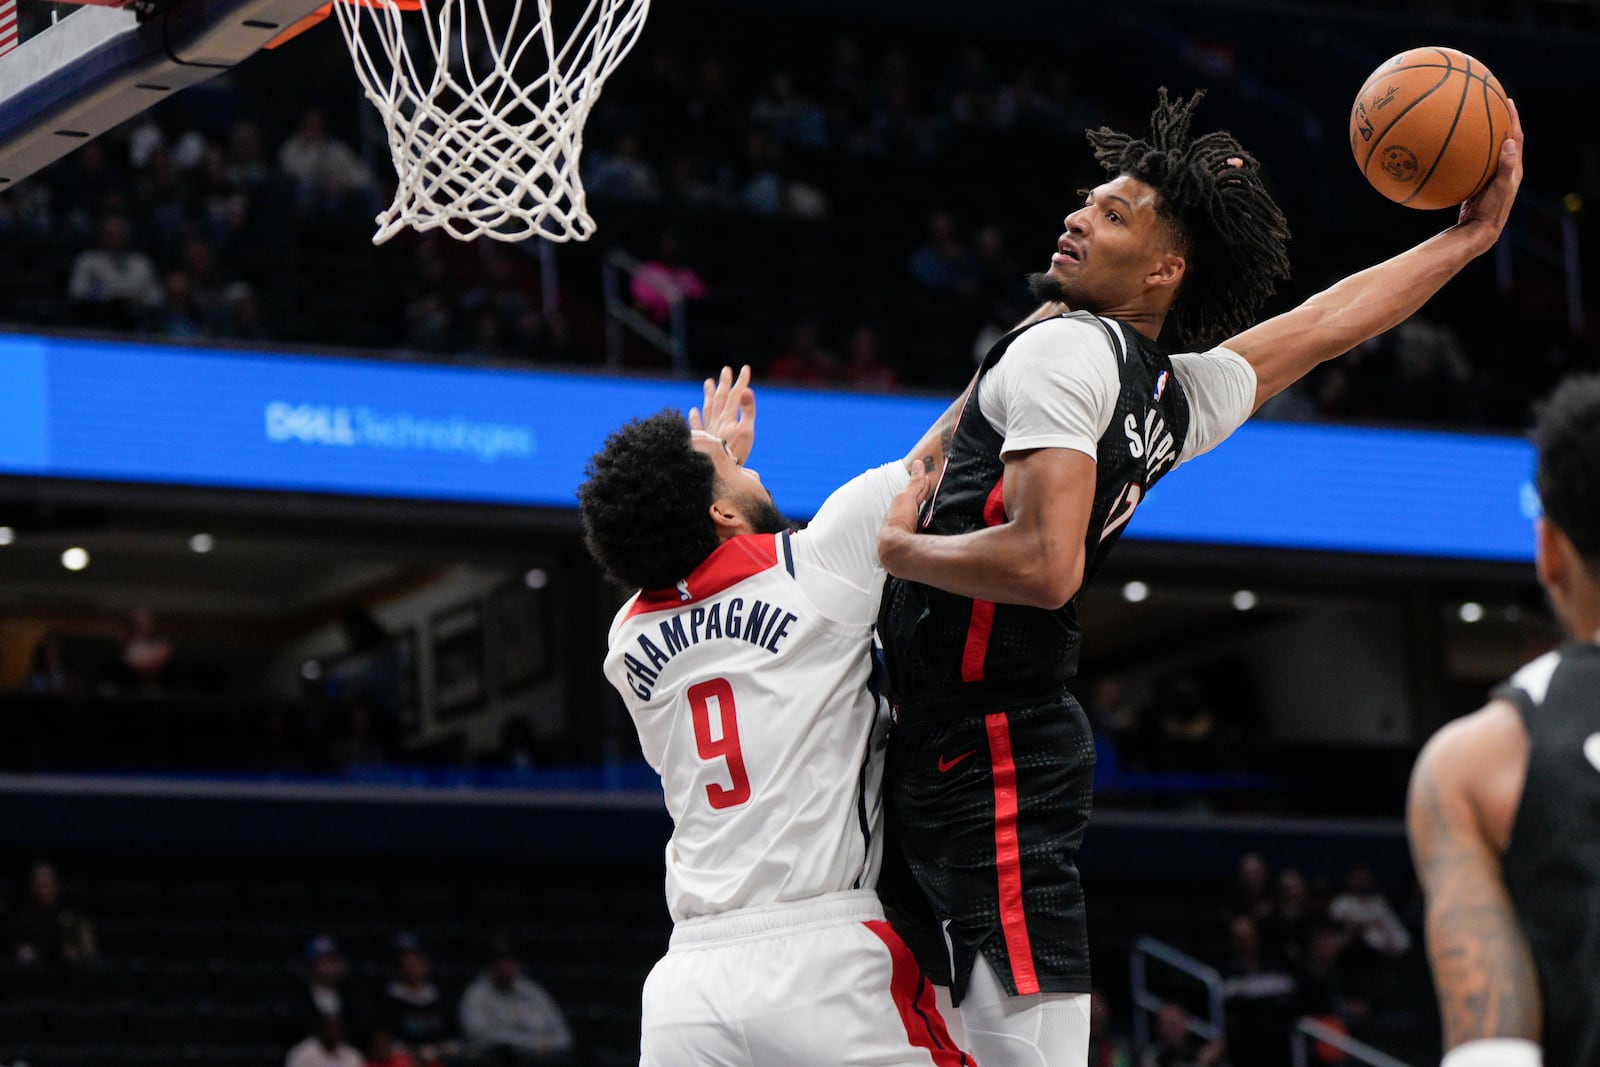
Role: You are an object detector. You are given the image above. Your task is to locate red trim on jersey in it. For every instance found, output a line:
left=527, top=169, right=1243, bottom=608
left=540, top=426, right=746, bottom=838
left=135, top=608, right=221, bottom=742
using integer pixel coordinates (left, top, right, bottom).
left=864, top=920, right=972, bottom=1067
left=625, top=535, right=780, bottom=618
left=985, top=711, right=1039, bottom=995
left=958, top=479, right=1009, bottom=683
left=960, top=603, right=994, bottom=683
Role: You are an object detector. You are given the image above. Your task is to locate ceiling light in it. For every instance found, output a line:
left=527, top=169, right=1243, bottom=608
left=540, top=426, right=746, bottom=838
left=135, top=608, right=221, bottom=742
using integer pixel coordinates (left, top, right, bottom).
left=1458, top=602, right=1485, bottom=623
left=1232, top=589, right=1258, bottom=611
left=523, top=568, right=548, bottom=590
left=1122, top=580, right=1150, bottom=603
left=189, top=533, right=215, bottom=554
left=61, top=547, right=90, bottom=571
left=0, top=527, right=13, bottom=546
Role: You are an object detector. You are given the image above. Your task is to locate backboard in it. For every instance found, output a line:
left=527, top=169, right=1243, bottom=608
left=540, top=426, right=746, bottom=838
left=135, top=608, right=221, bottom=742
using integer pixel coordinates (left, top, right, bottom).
left=0, top=0, right=330, bottom=187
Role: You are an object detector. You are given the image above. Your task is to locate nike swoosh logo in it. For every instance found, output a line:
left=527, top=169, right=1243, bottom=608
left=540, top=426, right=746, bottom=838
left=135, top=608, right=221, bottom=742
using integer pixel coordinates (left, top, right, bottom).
left=1585, top=734, right=1600, bottom=774
left=937, top=749, right=977, bottom=773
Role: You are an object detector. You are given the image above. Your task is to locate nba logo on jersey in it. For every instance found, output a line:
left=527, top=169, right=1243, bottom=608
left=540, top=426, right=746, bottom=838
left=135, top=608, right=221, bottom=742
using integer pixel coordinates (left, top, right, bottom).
left=1152, top=370, right=1169, bottom=402
left=676, top=579, right=692, bottom=602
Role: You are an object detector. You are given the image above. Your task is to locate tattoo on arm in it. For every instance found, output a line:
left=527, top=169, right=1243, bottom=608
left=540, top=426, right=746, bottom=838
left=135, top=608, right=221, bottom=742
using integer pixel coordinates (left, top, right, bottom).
left=1411, top=769, right=1541, bottom=1046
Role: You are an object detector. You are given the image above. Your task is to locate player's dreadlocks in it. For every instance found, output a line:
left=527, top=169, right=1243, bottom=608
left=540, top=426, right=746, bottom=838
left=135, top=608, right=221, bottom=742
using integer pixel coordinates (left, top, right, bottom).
left=1533, top=373, right=1600, bottom=570
left=1086, top=88, right=1292, bottom=346
left=579, top=411, right=721, bottom=590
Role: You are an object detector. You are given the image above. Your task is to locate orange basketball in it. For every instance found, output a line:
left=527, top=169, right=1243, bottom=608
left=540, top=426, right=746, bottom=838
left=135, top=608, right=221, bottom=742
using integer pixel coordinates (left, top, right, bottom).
left=1349, top=47, right=1511, bottom=210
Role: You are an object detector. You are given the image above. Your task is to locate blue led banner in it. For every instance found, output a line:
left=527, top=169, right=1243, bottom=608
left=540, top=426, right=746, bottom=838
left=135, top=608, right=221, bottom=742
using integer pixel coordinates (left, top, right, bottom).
left=0, top=333, right=1538, bottom=561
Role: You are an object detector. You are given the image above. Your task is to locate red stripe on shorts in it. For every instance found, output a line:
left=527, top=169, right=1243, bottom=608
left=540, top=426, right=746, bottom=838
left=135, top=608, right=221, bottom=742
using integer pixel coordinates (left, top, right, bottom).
left=958, top=479, right=1009, bottom=683
left=864, top=920, right=970, bottom=1067
left=985, top=710, right=1039, bottom=995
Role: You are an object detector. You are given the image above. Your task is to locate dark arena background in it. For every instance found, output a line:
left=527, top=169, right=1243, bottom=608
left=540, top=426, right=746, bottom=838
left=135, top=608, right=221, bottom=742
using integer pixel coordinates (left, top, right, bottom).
left=0, top=0, right=1593, bottom=1063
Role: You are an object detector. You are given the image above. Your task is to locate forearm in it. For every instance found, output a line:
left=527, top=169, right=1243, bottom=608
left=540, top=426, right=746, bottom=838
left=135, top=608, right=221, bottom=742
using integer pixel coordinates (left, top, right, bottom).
left=878, top=521, right=1082, bottom=608
left=1235, top=224, right=1486, bottom=408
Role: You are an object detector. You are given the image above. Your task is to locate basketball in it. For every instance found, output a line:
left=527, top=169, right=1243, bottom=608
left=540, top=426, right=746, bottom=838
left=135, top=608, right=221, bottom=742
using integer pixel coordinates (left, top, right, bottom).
left=1349, top=46, right=1511, bottom=210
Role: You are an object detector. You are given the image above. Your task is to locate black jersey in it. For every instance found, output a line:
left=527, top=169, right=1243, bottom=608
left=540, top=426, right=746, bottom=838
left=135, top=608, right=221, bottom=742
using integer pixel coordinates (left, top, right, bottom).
left=878, top=311, right=1192, bottom=705
left=1494, top=641, right=1600, bottom=1067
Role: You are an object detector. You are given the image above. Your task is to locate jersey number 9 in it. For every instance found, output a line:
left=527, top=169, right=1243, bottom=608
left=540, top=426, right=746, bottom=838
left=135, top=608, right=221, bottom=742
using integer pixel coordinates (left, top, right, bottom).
left=689, top=678, right=752, bottom=810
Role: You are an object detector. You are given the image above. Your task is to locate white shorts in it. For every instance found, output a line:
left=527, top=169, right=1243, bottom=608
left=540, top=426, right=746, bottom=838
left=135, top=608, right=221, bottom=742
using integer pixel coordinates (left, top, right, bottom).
left=640, top=890, right=974, bottom=1067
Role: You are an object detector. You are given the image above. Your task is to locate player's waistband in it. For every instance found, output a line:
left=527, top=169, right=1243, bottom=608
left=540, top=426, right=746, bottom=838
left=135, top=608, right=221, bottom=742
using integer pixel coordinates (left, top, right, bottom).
left=890, top=680, right=1072, bottom=723
left=669, top=890, right=885, bottom=948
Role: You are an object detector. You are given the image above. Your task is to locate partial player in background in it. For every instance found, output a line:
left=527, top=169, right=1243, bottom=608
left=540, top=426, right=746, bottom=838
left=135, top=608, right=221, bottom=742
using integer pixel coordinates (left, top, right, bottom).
left=873, top=89, right=1524, bottom=1066
left=579, top=367, right=976, bottom=1067
left=1408, top=374, right=1600, bottom=1067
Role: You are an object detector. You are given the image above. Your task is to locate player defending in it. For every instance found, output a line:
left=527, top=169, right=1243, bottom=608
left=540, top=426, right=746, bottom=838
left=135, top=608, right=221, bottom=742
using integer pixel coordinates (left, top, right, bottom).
left=580, top=368, right=976, bottom=1067
left=872, top=89, right=1524, bottom=1063
left=1408, top=374, right=1600, bottom=1067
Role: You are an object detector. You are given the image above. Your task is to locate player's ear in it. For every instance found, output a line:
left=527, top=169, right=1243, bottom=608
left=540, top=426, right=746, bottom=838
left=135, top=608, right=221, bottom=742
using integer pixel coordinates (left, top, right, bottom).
left=708, top=495, right=745, bottom=538
left=1147, top=250, right=1185, bottom=291
left=1534, top=516, right=1569, bottom=590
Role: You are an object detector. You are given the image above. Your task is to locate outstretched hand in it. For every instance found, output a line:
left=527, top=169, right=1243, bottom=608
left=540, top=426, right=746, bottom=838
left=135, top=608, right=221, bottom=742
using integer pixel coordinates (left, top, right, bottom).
left=1455, top=98, right=1523, bottom=250
left=689, top=365, right=756, bottom=465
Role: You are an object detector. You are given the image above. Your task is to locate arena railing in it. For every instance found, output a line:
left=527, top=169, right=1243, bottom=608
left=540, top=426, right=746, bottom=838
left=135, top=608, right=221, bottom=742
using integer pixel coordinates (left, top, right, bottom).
left=1130, top=935, right=1226, bottom=1052
left=1291, top=1015, right=1414, bottom=1067
left=602, top=247, right=689, bottom=374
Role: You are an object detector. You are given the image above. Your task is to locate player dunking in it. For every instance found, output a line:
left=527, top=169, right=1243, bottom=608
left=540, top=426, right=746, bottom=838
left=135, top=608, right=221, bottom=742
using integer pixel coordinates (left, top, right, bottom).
left=580, top=368, right=977, bottom=1067
left=872, top=89, right=1524, bottom=1064
left=1408, top=375, right=1600, bottom=1067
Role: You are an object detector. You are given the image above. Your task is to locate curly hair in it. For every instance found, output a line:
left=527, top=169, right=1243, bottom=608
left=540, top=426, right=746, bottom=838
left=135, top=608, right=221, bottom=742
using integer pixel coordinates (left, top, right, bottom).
left=1086, top=88, right=1292, bottom=346
left=1534, top=374, right=1600, bottom=569
left=578, top=411, right=721, bottom=590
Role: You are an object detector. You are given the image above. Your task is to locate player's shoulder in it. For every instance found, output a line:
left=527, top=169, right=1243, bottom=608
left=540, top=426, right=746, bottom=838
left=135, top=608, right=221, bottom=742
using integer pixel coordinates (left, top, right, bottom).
left=1019, top=311, right=1124, bottom=353
left=1413, top=698, right=1528, bottom=794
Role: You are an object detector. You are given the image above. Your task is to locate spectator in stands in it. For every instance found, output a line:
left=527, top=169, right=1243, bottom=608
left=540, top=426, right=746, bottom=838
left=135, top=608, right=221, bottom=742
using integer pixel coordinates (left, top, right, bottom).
left=26, top=634, right=81, bottom=694
left=366, top=1027, right=431, bottom=1067
left=1294, top=920, right=1370, bottom=1036
left=1327, top=861, right=1411, bottom=959
left=67, top=213, right=164, bottom=327
left=296, top=934, right=370, bottom=1047
left=278, top=109, right=377, bottom=217
left=114, top=606, right=174, bottom=691
left=287, top=1013, right=365, bottom=1067
left=1220, top=915, right=1296, bottom=1067
left=629, top=230, right=707, bottom=327
left=906, top=210, right=978, bottom=296
left=767, top=319, right=838, bottom=384
left=1141, top=1002, right=1224, bottom=1067
left=1089, top=987, right=1133, bottom=1067
left=13, top=860, right=96, bottom=965
left=1263, top=867, right=1320, bottom=968
left=841, top=323, right=898, bottom=388
left=381, top=932, right=458, bottom=1063
left=458, top=935, right=576, bottom=1066
left=1230, top=853, right=1275, bottom=926
left=585, top=133, right=661, bottom=203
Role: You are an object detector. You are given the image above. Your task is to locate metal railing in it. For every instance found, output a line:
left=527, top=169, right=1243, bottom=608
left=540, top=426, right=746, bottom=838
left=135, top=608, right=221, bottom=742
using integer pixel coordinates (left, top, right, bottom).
left=602, top=248, right=689, bottom=373
left=1130, top=936, right=1226, bottom=1052
left=1291, top=1016, right=1414, bottom=1067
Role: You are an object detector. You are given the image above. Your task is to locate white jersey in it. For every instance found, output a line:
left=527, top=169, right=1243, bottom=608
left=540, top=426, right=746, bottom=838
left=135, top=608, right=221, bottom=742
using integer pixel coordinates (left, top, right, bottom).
left=605, top=462, right=911, bottom=923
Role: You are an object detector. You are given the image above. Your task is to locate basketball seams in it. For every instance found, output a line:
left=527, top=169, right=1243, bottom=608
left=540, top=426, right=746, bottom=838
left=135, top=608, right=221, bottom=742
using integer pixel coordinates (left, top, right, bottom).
left=1463, top=76, right=1501, bottom=204
left=1402, top=54, right=1474, bottom=206
left=1359, top=60, right=1453, bottom=172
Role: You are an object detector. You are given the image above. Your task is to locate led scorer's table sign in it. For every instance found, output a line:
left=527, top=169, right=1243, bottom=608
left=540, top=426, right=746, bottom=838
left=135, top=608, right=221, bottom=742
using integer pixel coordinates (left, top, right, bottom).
left=0, top=334, right=1538, bottom=562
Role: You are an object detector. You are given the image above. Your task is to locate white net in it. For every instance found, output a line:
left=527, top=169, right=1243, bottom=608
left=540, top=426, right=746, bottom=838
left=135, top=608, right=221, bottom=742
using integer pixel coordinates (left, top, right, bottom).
left=334, top=0, right=650, bottom=243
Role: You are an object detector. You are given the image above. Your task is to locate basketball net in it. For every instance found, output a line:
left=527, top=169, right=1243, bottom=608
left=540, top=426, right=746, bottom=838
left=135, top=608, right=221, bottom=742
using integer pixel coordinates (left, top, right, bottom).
left=333, top=0, right=649, bottom=243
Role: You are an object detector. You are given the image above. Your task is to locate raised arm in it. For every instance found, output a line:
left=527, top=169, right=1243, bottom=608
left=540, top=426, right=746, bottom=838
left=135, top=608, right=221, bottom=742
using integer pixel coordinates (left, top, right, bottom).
left=1230, top=100, right=1523, bottom=411
left=1407, top=701, right=1541, bottom=1057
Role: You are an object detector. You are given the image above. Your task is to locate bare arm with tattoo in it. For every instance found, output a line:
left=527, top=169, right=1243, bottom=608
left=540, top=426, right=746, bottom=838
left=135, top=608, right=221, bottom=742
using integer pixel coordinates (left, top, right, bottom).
left=1407, top=700, right=1541, bottom=1050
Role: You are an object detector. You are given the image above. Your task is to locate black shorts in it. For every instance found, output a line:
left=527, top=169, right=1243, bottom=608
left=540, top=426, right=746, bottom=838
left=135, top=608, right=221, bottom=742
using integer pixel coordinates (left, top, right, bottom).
left=879, top=688, right=1095, bottom=1005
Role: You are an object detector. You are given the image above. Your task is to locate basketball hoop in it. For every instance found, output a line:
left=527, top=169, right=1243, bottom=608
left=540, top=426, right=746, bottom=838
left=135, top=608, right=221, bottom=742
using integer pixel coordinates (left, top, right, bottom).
left=332, top=0, right=650, bottom=244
